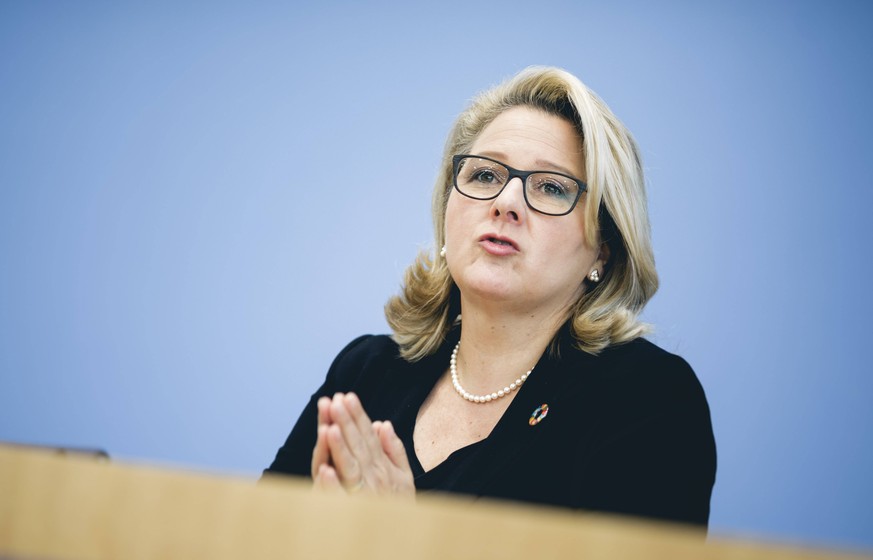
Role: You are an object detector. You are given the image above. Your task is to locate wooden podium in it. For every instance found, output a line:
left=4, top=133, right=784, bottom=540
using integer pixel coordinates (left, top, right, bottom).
left=0, top=444, right=867, bottom=559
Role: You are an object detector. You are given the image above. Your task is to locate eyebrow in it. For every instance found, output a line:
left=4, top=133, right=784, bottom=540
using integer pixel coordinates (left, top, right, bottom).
left=473, top=151, right=582, bottom=179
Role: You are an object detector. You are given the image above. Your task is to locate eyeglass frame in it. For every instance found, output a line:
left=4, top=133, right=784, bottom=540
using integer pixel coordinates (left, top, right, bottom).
left=451, top=154, right=588, bottom=216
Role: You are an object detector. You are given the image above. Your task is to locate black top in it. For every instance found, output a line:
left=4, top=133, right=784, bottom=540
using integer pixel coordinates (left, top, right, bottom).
left=265, top=327, right=717, bottom=527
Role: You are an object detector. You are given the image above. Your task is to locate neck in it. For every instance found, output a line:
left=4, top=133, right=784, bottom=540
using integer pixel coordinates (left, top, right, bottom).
left=453, top=295, right=569, bottom=392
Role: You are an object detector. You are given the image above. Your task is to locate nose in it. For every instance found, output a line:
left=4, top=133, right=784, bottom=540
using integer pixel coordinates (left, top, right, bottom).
left=491, top=177, right=526, bottom=223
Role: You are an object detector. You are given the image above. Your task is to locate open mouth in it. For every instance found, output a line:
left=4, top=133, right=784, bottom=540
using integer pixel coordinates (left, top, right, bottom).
left=480, top=235, right=519, bottom=251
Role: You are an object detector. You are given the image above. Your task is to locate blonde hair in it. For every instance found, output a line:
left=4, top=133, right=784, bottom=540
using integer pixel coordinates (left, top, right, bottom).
left=385, top=66, right=658, bottom=361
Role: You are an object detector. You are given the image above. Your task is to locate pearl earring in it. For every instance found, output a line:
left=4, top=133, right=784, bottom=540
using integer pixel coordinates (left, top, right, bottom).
left=588, top=270, right=600, bottom=283
left=440, top=245, right=446, bottom=257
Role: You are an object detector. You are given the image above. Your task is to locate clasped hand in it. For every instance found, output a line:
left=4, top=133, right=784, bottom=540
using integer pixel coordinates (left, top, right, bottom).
left=311, top=393, right=415, bottom=499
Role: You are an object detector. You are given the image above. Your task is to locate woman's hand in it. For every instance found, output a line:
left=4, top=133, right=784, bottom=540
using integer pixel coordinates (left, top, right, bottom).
left=310, top=393, right=415, bottom=499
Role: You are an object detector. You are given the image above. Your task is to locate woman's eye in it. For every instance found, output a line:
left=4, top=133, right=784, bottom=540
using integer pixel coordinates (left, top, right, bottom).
left=539, top=180, right=568, bottom=198
left=472, top=169, right=500, bottom=184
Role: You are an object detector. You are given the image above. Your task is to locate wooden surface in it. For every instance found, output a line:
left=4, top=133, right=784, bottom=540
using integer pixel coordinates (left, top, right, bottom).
left=0, top=444, right=868, bottom=560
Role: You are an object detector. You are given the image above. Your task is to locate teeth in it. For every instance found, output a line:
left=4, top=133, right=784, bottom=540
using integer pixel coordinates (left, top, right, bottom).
left=491, top=238, right=509, bottom=246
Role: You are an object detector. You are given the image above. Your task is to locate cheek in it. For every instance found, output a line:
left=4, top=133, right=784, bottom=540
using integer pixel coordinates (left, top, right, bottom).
left=567, top=212, right=594, bottom=256
left=550, top=219, right=595, bottom=276
left=444, top=192, right=470, bottom=244
left=443, top=197, right=457, bottom=244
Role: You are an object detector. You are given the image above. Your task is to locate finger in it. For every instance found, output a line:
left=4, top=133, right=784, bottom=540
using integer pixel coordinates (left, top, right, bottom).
left=373, top=421, right=415, bottom=499
left=326, top=423, right=364, bottom=486
left=313, top=464, right=342, bottom=493
left=311, top=424, right=331, bottom=479
left=342, top=393, right=384, bottom=457
left=379, top=420, right=412, bottom=472
left=317, top=396, right=333, bottom=427
left=313, top=397, right=336, bottom=476
left=329, top=394, right=372, bottom=463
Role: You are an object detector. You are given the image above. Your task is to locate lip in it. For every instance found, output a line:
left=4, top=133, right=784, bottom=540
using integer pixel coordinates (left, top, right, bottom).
left=478, top=233, right=520, bottom=256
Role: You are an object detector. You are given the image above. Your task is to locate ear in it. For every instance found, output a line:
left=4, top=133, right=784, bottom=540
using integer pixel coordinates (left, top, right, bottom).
left=584, top=241, right=610, bottom=285
left=593, top=240, right=611, bottom=274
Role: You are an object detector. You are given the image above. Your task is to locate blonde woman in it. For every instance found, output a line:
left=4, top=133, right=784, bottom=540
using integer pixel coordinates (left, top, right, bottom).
left=266, top=67, right=716, bottom=527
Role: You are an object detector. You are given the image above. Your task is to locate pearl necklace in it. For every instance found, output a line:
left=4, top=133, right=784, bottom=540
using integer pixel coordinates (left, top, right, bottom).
left=450, top=341, right=534, bottom=404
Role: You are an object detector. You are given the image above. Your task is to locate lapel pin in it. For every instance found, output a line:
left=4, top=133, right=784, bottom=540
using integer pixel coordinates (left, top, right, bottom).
left=529, top=403, right=549, bottom=426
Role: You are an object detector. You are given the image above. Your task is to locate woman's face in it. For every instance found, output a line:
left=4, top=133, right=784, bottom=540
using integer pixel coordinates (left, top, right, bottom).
left=444, top=105, right=605, bottom=317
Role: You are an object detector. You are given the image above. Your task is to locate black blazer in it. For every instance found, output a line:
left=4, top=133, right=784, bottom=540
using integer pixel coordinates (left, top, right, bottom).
left=266, top=327, right=716, bottom=527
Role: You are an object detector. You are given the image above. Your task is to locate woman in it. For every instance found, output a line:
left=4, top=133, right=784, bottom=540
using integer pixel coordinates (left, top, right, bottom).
left=265, top=67, right=716, bottom=527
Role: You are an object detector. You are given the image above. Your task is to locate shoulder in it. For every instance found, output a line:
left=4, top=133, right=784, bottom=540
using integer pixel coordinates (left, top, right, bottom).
left=325, top=334, right=403, bottom=387
left=332, top=334, right=399, bottom=364
left=599, top=337, right=691, bottom=371
left=600, top=338, right=702, bottom=391
left=567, top=338, right=710, bottom=420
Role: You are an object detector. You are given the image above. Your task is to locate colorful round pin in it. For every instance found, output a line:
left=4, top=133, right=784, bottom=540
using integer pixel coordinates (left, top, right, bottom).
left=529, top=403, right=549, bottom=426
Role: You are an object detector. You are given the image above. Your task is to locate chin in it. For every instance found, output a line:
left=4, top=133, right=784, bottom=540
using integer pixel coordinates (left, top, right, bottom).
left=460, top=279, right=519, bottom=303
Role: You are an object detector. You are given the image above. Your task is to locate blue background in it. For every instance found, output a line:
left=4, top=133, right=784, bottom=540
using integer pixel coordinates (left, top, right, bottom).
left=1, top=0, right=871, bottom=552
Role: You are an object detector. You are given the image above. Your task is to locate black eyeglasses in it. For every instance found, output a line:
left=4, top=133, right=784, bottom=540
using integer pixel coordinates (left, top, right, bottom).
left=452, top=154, right=587, bottom=216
